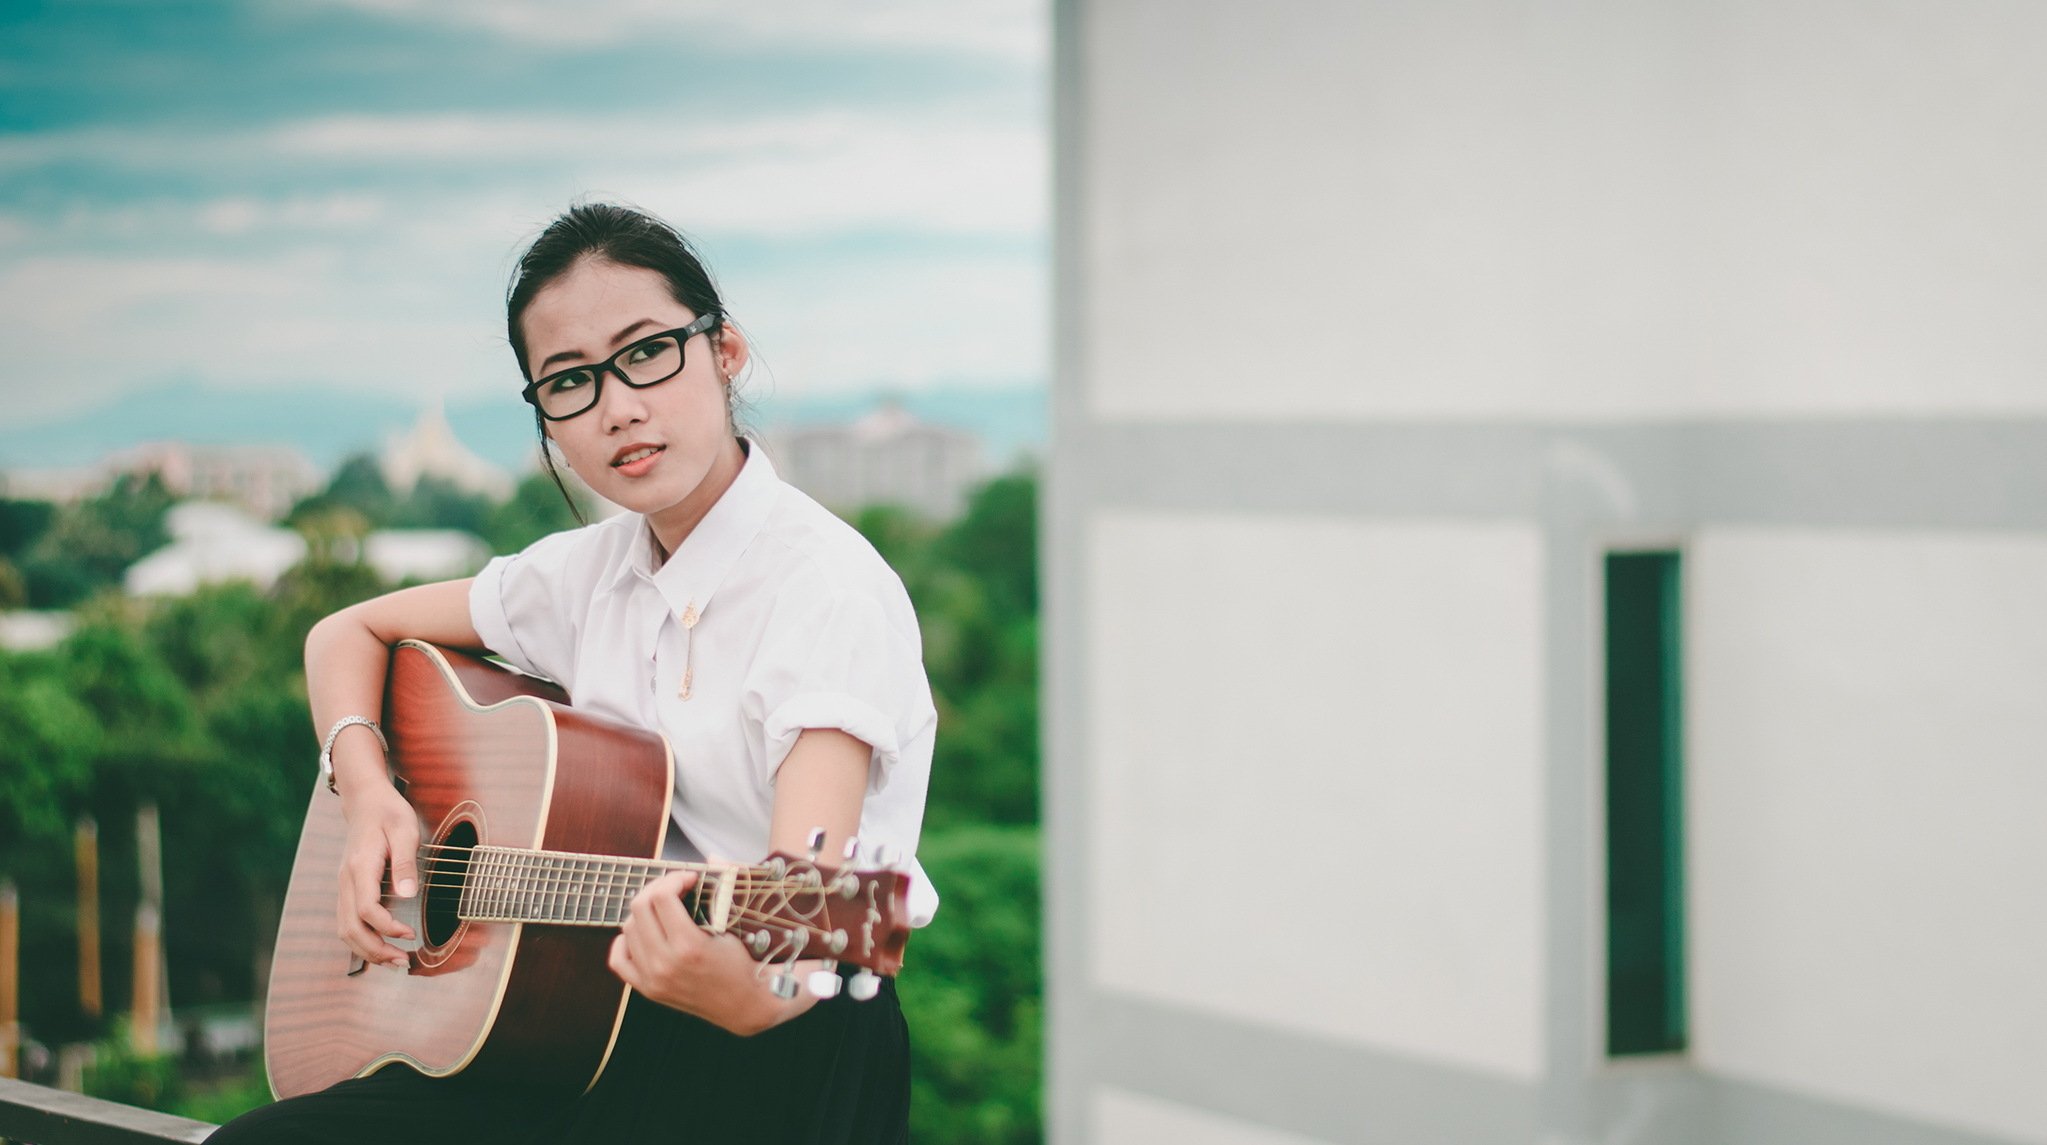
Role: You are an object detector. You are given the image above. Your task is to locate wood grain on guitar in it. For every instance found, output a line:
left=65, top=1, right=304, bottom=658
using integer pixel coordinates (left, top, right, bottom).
left=263, top=641, right=913, bottom=1099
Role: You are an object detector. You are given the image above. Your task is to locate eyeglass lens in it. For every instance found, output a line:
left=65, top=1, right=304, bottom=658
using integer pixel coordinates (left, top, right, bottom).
left=533, top=333, right=687, bottom=419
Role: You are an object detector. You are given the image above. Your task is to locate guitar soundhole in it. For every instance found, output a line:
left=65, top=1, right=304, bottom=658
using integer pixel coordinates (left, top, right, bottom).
left=422, top=819, right=477, bottom=948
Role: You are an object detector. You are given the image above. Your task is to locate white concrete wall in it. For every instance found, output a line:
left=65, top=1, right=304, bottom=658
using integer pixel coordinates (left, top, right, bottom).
left=1086, top=512, right=1546, bottom=1080
left=1081, top=0, right=2047, bottom=423
left=1096, top=1088, right=1338, bottom=1145
left=1689, top=527, right=2047, bottom=1144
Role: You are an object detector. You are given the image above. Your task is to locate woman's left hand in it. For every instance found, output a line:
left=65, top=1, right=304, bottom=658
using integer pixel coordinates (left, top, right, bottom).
left=609, top=869, right=821, bottom=1035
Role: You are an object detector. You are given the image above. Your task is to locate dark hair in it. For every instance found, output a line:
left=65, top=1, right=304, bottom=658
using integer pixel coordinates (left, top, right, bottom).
left=504, top=202, right=733, bottom=517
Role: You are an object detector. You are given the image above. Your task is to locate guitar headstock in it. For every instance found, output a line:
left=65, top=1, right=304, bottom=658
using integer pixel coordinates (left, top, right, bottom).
left=715, top=851, right=912, bottom=979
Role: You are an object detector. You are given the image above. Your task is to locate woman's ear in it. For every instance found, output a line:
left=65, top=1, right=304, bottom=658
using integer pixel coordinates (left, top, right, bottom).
left=716, top=321, right=750, bottom=381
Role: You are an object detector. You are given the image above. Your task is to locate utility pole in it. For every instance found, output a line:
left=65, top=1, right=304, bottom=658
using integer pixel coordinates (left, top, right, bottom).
left=2, top=879, right=19, bottom=1078
left=76, top=817, right=101, bottom=1020
left=132, top=804, right=171, bottom=1054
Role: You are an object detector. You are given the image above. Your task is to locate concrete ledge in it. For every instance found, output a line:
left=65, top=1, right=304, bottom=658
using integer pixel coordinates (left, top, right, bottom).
left=0, top=1077, right=215, bottom=1145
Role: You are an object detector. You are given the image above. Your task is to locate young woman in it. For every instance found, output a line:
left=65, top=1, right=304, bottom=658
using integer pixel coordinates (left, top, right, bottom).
left=209, top=203, right=936, bottom=1144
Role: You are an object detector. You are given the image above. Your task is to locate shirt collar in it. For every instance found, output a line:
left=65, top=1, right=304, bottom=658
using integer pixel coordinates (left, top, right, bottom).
left=602, top=439, right=781, bottom=621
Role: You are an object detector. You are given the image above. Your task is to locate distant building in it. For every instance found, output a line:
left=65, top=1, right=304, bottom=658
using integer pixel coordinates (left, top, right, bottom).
left=774, top=402, right=983, bottom=520
left=0, top=466, right=101, bottom=503
left=0, top=611, right=73, bottom=652
left=124, top=501, right=489, bottom=596
left=6, top=442, right=321, bottom=519
left=381, top=403, right=515, bottom=501
left=126, top=502, right=307, bottom=596
left=362, top=529, right=490, bottom=584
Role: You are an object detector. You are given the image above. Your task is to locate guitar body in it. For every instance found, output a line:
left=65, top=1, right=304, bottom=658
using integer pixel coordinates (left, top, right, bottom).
left=264, top=640, right=675, bottom=1100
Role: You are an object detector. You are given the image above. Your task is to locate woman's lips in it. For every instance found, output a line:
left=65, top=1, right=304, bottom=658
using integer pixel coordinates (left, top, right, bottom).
left=611, top=443, right=665, bottom=476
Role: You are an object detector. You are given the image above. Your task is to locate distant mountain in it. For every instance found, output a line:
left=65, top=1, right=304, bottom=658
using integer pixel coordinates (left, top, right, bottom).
left=0, top=380, right=1047, bottom=477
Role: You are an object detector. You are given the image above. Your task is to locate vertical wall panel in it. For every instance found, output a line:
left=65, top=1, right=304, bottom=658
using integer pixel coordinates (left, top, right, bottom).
left=1690, top=528, right=2047, bottom=1144
left=1086, top=512, right=1546, bottom=1080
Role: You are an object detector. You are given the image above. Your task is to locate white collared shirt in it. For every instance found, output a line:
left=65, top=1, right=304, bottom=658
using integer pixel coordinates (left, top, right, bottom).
left=470, top=442, right=939, bottom=926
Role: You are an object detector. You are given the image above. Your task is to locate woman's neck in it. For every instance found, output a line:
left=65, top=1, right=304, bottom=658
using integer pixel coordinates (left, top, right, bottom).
left=645, top=436, right=747, bottom=564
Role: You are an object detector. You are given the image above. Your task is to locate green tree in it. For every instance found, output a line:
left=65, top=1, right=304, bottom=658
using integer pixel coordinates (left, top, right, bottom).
left=0, top=497, right=56, bottom=558
left=0, top=555, right=27, bottom=609
left=389, top=475, right=495, bottom=534
left=0, top=648, right=102, bottom=843
left=483, top=472, right=586, bottom=554
left=18, top=474, right=175, bottom=608
left=900, top=825, right=1042, bottom=1145
left=939, top=473, right=1036, bottom=623
left=286, top=454, right=394, bottom=530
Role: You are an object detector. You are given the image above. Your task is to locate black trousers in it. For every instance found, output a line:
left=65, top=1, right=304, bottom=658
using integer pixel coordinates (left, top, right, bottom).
left=208, top=983, right=909, bottom=1144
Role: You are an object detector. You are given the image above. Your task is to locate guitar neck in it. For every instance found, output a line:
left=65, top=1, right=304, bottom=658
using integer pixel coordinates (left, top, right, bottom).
left=442, top=845, right=721, bottom=928
left=418, top=839, right=910, bottom=975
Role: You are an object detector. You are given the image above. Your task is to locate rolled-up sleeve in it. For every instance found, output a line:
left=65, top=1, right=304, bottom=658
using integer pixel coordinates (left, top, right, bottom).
left=750, top=584, right=937, bottom=792
left=468, top=530, right=586, bottom=689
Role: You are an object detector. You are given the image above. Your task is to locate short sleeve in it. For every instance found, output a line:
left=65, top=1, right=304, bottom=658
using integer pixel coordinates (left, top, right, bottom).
left=748, top=584, right=936, bottom=793
left=468, top=530, right=586, bottom=689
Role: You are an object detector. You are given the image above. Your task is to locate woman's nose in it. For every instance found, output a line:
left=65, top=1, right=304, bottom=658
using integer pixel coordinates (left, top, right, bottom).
left=599, top=372, right=649, bottom=430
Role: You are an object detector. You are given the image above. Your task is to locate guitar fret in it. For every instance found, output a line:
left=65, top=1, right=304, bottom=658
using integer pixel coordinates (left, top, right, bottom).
left=610, top=859, right=631, bottom=926
left=475, top=848, right=493, bottom=919
left=601, top=859, right=617, bottom=925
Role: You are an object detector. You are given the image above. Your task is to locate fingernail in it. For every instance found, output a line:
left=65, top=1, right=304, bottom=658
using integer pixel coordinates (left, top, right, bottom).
left=397, top=878, right=417, bottom=897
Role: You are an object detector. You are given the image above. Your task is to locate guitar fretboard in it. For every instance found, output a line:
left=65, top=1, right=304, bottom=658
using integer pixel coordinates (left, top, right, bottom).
left=445, top=846, right=708, bottom=928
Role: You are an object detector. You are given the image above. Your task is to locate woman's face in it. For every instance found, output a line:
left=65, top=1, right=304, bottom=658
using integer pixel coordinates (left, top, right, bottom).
left=519, top=256, right=747, bottom=539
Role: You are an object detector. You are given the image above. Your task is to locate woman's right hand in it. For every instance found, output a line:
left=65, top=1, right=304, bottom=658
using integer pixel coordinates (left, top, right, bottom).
left=336, top=781, right=420, bottom=968
left=304, top=579, right=482, bottom=969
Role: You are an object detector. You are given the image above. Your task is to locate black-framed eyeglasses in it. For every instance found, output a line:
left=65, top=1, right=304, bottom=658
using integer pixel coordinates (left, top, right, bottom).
left=520, top=311, right=723, bottom=421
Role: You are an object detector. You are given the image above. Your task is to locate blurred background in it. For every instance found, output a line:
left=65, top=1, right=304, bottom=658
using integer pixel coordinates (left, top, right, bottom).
left=8, top=3, right=2047, bottom=1145
left=0, top=1, right=1046, bottom=1141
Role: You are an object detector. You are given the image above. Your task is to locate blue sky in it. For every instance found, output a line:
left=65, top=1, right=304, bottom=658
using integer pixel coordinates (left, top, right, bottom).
left=0, top=0, right=1047, bottom=466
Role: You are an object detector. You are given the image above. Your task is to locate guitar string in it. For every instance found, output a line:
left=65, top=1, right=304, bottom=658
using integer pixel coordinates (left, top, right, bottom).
left=390, top=872, right=839, bottom=938
left=407, top=847, right=851, bottom=900
left=423, top=892, right=841, bottom=952
left=393, top=847, right=845, bottom=935
left=402, top=842, right=853, bottom=885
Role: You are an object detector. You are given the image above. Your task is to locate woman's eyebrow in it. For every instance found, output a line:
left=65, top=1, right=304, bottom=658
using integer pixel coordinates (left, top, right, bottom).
left=537, top=317, right=664, bottom=371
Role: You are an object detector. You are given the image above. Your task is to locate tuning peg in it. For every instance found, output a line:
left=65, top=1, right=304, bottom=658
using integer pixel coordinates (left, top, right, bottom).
left=842, top=835, right=861, bottom=862
left=806, top=827, right=826, bottom=861
left=866, top=844, right=898, bottom=870
left=807, top=960, right=843, bottom=999
left=769, top=970, right=801, bottom=1000
left=847, top=968, right=882, bottom=1001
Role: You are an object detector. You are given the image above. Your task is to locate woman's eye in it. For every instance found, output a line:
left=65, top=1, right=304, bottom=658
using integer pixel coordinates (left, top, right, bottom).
left=547, top=370, right=593, bottom=394
left=625, top=339, right=671, bottom=366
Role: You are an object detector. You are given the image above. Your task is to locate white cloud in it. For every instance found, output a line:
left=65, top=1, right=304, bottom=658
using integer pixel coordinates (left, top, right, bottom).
left=726, top=247, right=1046, bottom=394
left=0, top=230, right=1044, bottom=428
left=0, top=249, right=498, bottom=424
left=3, top=109, right=1045, bottom=239
left=291, top=0, right=1047, bottom=63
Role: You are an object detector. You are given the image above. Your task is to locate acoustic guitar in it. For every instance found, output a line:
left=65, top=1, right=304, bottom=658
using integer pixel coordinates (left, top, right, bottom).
left=263, top=639, right=913, bottom=1099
